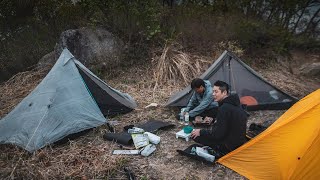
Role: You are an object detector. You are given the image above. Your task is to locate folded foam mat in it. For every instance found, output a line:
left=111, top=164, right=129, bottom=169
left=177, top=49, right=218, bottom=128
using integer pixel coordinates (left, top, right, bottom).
left=104, top=132, right=133, bottom=145
left=103, top=120, right=175, bottom=145
left=137, top=120, right=175, bottom=132
left=177, top=144, right=215, bottom=164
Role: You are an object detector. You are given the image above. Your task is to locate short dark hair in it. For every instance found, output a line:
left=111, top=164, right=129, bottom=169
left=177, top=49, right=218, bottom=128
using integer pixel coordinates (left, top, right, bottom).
left=214, top=80, right=229, bottom=94
left=191, top=78, right=205, bottom=89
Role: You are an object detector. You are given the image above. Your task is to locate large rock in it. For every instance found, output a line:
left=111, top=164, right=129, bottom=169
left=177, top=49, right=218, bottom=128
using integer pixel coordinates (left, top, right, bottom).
left=299, top=62, right=320, bottom=77
left=38, top=51, right=56, bottom=68
left=39, top=27, right=125, bottom=69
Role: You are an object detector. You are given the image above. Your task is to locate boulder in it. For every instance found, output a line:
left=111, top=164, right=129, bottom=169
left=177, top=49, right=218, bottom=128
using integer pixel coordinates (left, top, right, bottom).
left=39, top=27, right=125, bottom=70
left=37, top=51, right=56, bottom=68
left=299, top=62, right=320, bottom=77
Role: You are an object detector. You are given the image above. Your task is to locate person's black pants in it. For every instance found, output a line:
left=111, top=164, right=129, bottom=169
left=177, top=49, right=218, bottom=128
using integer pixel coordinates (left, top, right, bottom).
left=193, top=135, right=229, bottom=158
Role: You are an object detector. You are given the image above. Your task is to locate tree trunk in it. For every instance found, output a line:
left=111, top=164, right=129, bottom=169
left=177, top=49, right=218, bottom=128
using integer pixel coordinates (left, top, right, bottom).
left=292, top=0, right=312, bottom=33
left=303, top=6, right=320, bottom=34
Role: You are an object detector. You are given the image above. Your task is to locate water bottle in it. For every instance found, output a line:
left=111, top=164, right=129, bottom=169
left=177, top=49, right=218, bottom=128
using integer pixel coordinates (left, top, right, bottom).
left=184, top=113, right=189, bottom=125
left=195, top=147, right=215, bottom=162
left=180, top=108, right=185, bottom=124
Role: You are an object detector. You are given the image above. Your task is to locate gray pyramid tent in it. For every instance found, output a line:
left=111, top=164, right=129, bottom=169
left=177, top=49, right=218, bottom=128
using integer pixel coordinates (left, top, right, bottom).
left=166, top=50, right=298, bottom=111
left=0, top=48, right=137, bottom=152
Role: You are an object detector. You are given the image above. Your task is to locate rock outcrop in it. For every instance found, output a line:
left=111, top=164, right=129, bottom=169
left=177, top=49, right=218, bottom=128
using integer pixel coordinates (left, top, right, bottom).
left=39, top=27, right=125, bottom=70
left=299, top=62, right=320, bottom=77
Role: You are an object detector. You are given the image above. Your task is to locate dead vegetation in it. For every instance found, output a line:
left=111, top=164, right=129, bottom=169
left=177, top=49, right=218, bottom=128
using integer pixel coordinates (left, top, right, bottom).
left=0, top=66, right=50, bottom=118
left=0, top=49, right=319, bottom=179
left=0, top=135, right=128, bottom=179
left=151, top=41, right=245, bottom=88
left=152, top=43, right=212, bottom=86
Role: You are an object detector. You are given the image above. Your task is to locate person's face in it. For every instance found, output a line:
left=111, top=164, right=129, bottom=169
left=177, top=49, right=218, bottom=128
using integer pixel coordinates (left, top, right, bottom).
left=213, top=86, right=227, bottom=102
left=194, top=86, right=204, bottom=94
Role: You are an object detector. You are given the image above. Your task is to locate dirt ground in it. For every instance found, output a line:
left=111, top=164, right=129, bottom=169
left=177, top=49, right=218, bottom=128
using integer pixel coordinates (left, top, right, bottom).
left=0, top=51, right=319, bottom=179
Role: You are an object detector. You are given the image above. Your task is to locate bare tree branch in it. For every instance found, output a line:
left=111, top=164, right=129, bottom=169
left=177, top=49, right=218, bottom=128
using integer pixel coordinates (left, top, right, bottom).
left=292, top=0, right=313, bottom=33
left=303, top=6, right=320, bottom=34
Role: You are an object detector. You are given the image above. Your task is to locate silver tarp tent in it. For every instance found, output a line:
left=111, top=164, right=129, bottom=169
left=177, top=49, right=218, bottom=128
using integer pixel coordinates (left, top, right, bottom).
left=0, top=48, right=137, bottom=152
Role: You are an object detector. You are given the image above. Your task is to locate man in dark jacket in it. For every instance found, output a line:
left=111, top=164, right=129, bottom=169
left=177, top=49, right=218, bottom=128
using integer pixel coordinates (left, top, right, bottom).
left=190, top=80, right=248, bottom=156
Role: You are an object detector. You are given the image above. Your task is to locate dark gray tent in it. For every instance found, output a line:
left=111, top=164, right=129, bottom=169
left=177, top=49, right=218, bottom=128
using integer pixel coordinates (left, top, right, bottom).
left=0, top=48, right=137, bottom=152
left=166, top=50, right=298, bottom=111
left=75, top=59, right=137, bottom=116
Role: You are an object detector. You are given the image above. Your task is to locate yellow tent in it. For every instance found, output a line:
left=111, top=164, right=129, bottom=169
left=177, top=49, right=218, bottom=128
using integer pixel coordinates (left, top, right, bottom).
left=218, top=89, right=320, bottom=180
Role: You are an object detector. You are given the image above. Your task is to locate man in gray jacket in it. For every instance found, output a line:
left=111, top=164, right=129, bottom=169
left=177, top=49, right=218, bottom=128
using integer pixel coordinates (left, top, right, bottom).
left=180, top=78, right=218, bottom=120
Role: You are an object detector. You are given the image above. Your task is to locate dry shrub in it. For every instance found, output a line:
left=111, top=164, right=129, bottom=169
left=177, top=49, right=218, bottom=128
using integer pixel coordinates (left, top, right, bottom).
left=152, top=41, right=244, bottom=89
left=216, top=41, right=244, bottom=57
left=0, top=66, right=51, bottom=118
left=152, top=43, right=211, bottom=87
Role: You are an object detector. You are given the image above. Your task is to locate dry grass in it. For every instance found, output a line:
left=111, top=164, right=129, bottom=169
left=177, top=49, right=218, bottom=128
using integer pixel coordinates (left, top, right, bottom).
left=152, top=43, right=212, bottom=87
left=0, top=50, right=319, bottom=179
left=0, top=134, right=128, bottom=179
left=151, top=40, right=244, bottom=89
left=258, top=64, right=319, bottom=99
left=0, top=66, right=51, bottom=118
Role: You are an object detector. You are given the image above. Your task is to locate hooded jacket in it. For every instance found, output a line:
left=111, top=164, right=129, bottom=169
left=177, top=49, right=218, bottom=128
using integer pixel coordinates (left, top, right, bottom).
left=200, top=94, right=248, bottom=151
left=185, top=80, right=218, bottom=117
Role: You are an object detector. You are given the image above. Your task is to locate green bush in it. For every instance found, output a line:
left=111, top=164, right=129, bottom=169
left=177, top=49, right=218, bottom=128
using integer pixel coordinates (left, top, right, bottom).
left=233, top=19, right=311, bottom=55
left=0, top=0, right=91, bottom=82
left=1, top=1, right=319, bottom=82
left=290, top=35, right=320, bottom=52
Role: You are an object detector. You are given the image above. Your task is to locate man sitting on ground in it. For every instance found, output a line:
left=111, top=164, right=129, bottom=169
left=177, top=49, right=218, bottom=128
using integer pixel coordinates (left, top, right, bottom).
left=180, top=78, right=218, bottom=121
left=190, top=80, right=248, bottom=157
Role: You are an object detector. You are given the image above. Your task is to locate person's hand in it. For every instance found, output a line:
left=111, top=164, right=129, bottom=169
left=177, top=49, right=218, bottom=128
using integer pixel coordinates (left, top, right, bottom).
left=190, top=129, right=201, bottom=139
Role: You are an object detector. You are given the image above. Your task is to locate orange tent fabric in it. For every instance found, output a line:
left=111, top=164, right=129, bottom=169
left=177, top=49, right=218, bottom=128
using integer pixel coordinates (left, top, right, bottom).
left=218, top=89, right=320, bottom=180
left=240, top=96, right=258, bottom=106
